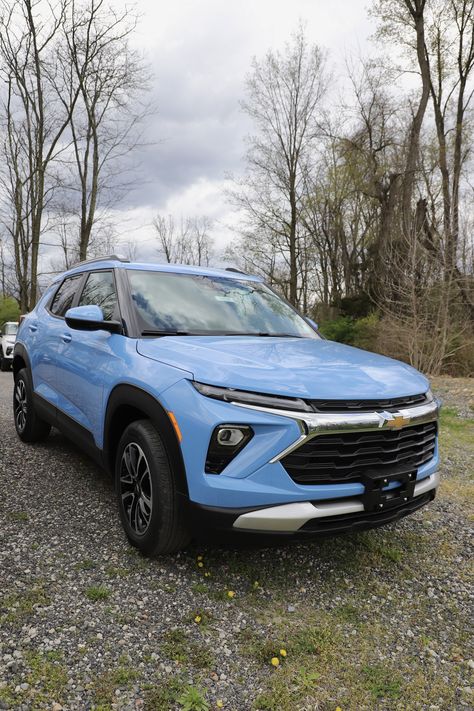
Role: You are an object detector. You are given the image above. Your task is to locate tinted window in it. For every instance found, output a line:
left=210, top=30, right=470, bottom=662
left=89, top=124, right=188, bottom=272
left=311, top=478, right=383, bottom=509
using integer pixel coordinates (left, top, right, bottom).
left=128, top=271, right=317, bottom=338
left=78, top=271, right=118, bottom=320
left=50, top=275, right=83, bottom=317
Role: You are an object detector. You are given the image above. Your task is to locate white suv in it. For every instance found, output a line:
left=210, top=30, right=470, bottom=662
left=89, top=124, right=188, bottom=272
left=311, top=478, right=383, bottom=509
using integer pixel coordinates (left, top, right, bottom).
left=0, top=321, right=18, bottom=371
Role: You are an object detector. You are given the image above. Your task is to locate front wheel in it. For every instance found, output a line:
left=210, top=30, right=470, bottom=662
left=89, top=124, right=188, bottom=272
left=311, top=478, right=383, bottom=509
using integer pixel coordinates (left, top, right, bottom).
left=13, top=368, right=51, bottom=442
left=115, top=419, right=191, bottom=555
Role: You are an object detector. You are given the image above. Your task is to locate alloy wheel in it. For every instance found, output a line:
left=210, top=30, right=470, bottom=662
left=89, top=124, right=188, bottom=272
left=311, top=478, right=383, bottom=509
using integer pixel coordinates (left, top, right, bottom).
left=14, top=379, right=27, bottom=432
left=120, top=442, right=153, bottom=535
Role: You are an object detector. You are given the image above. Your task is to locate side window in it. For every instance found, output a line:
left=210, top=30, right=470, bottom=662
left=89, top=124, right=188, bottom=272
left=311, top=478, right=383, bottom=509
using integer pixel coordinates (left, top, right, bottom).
left=78, top=271, right=118, bottom=321
left=50, top=275, right=83, bottom=317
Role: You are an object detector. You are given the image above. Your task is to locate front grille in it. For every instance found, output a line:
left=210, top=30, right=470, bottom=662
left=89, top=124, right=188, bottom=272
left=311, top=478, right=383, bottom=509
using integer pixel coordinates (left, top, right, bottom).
left=282, top=421, right=437, bottom=485
left=308, top=392, right=428, bottom=413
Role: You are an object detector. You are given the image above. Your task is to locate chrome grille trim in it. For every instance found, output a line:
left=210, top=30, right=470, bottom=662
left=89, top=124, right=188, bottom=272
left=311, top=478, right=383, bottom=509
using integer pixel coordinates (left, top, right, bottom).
left=231, top=397, right=441, bottom=464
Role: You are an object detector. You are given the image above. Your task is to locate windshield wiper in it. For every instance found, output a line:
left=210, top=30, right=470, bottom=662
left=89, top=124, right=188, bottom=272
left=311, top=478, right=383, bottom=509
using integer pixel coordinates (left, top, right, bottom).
left=141, top=329, right=304, bottom=338
left=225, top=332, right=304, bottom=338
left=141, top=329, right=191, bottom=336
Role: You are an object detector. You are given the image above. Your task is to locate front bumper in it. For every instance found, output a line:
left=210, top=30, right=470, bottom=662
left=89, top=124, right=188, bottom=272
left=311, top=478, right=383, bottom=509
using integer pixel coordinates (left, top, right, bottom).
left=188, top=470, right=439, bottom=535
left=161, top=379, right=441, bottom=509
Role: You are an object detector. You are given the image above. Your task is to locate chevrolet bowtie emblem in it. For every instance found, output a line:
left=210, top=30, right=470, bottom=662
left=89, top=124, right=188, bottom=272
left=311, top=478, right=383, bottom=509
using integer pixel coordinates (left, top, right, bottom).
left=385, top=413, right=410, bottom=429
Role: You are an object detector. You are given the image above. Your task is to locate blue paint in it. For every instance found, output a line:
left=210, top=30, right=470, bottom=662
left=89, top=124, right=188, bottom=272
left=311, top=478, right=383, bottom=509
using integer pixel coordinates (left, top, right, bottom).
left=16, top=259, right=439, bottom=513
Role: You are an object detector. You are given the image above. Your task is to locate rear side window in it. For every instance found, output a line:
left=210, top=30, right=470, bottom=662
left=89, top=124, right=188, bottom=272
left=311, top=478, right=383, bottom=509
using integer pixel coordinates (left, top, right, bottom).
left=50, top=275, right=83, bottom=317
left=78, top=271, right=118, bottom=321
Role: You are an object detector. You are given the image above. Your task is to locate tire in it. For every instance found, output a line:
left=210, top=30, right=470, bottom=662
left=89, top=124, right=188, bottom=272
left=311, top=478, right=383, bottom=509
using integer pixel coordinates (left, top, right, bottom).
left=13, top=368, right=51, bottom=442
left=0, top=350, right=10, bottom=372
left=115, top=419, right=191, bottom=555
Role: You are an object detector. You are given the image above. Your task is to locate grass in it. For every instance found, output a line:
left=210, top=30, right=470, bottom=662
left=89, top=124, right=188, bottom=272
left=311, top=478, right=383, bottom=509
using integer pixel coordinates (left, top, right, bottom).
left=8, top=510, right=28, bottom=522
left=161, top=629, right=214, bottom=669
left=75, top=558, right=97, bottom=571
left=91, top=664, right=140, bottom=706
left=362, top=664, right=403, bottom=700
left=143, top=676, right=187, bottom=709
left=177, top=685, right=209, bottom=711
left=438, top=406, right=474, bottom=504
left=26, top=651, right=68, bottom=698
left=0, top=585, right=51, bottom=624
left=439, top=407, right=474, bottom=451
left=85, top=585, right=111, bottom=602
left=0, top=651, right=71, bottom=707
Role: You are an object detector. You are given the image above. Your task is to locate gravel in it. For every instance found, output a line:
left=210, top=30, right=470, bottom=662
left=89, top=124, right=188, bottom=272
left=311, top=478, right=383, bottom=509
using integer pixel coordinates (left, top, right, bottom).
left=0, top=371, right=473, bottom=710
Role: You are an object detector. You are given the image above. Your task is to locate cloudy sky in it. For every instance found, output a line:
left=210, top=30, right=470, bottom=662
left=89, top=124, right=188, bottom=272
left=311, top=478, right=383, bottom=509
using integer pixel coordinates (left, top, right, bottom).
left=111, top=0, right=375, bottom=260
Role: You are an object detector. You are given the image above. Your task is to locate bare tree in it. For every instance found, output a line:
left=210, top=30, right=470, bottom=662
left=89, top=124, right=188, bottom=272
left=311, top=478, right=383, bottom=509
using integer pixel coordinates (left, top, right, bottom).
left=54, top=0, right=150, bottom=261
left=227, top=26, right=328, bottom=307
left=153, top=215, right=214, bottom=266
left=0, top=0, right=81, bottom=310
left=0, top=0, right=150, bottom=308
left=373, top=0, right=474, bottom=316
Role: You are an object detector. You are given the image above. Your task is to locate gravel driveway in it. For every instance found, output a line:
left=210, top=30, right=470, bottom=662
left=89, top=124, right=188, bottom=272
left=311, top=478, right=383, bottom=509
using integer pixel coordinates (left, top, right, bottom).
left=0, top=371, right=473, bottom=710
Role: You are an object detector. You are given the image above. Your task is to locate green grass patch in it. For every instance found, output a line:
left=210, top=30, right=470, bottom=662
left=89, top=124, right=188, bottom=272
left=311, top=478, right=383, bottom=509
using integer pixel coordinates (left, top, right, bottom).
left=362, top=664, right=403, bottom=700
left=333, top=603, right=360, bottom=623
left=25, top=651, right=68, bottom=704
left=0, top=585, right=51, bottom=624
left=440, top=408, right=474, bottom=449
left=161, top=629, right=214, bottom=669
left=105, top=565, right=130, bottom=578
left=85, top=585, right=111, bottom=602
left=8, top=511, right=28, bottom=522
left=143, top=676, right=186, bottom=709
left=177, top=685, right=209, bottom=711
left=91, top=665, right=140, bottom=706
left=75, top=558, right=97, bottom=571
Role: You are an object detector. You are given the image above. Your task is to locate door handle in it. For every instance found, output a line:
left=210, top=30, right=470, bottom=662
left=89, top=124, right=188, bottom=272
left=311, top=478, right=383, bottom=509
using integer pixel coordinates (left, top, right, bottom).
left=61, top=333, right=72, bottom=343
left=29, top=324, right=38, bottom=333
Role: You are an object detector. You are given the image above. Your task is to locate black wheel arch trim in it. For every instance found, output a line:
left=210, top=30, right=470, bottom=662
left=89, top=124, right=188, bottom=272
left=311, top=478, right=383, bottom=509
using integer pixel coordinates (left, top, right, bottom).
left=12, top=342, right=32, bottom=377
left=104, top=384, right=189, bottom=496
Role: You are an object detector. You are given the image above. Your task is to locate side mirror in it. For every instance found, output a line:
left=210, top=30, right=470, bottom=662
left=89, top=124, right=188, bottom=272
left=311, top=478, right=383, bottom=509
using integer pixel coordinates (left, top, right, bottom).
left=65, top=305, right=122, bottom=334
left=304, top=316, right=319, bottom=331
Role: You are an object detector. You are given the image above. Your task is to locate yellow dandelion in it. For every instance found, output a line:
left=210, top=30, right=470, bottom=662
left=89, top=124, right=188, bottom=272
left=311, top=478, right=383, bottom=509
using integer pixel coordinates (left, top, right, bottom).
left=271, top=657, right=280, bottom=667
left=197, top=561, right=204, bottom=568
left=335, top=707, right=343, bottom=711
left=216, top=702, right=224, bottom=709
left=280, top=648, right=287, bottom=657
left=227, top=590, right=236, bottom=598
left=197, top=555, right=203, bottom=561
left=194, top=615, right=202, bottom=624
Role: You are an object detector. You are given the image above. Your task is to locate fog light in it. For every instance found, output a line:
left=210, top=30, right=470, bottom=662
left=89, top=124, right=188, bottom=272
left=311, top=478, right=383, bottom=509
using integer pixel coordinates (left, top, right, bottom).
left=206, top=424, right=254, bottom=474
left=216, top=427, right=245, bottom=446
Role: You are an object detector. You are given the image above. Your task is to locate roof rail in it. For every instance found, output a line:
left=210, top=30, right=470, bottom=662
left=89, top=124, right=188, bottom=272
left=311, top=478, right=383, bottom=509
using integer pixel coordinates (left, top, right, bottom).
left=225, top=267, right=247, bottom=275
left=72, top=254, right=130, bottom=267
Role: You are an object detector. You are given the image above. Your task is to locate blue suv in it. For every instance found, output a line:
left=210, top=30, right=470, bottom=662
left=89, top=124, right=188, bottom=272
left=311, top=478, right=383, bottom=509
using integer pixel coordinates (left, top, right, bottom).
left=13, top=256, right=440, bottom=554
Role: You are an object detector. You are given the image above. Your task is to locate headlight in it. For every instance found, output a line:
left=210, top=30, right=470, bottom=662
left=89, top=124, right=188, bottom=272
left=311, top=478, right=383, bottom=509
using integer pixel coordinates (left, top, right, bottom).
left=192, top=381, right=312, bottom=413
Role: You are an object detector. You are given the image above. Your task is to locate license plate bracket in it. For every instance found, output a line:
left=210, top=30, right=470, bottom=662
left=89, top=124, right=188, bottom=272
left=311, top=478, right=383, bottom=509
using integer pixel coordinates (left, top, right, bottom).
left=361, top=468, right=417, bottom=512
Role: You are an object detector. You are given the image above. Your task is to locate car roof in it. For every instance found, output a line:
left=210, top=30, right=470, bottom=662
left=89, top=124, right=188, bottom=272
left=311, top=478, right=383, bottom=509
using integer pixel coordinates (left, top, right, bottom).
left=60, top=260, right=263, bottom=282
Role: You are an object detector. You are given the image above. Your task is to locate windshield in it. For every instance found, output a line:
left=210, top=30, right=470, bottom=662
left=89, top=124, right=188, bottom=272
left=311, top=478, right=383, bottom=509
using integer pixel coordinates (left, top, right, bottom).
left=128, top=271, right=318, bottom=338
left=4, top=323, right=18, bottom=336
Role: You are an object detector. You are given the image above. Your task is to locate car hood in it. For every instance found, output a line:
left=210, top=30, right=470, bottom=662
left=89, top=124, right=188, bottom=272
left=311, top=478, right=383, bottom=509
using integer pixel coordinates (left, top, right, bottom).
left=136, top=336, right=429, bottom=400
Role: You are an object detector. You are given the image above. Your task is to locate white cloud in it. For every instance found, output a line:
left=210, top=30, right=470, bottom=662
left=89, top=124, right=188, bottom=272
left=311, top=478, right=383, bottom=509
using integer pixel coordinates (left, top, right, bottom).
left=107, top=0, right=375, bottom=260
